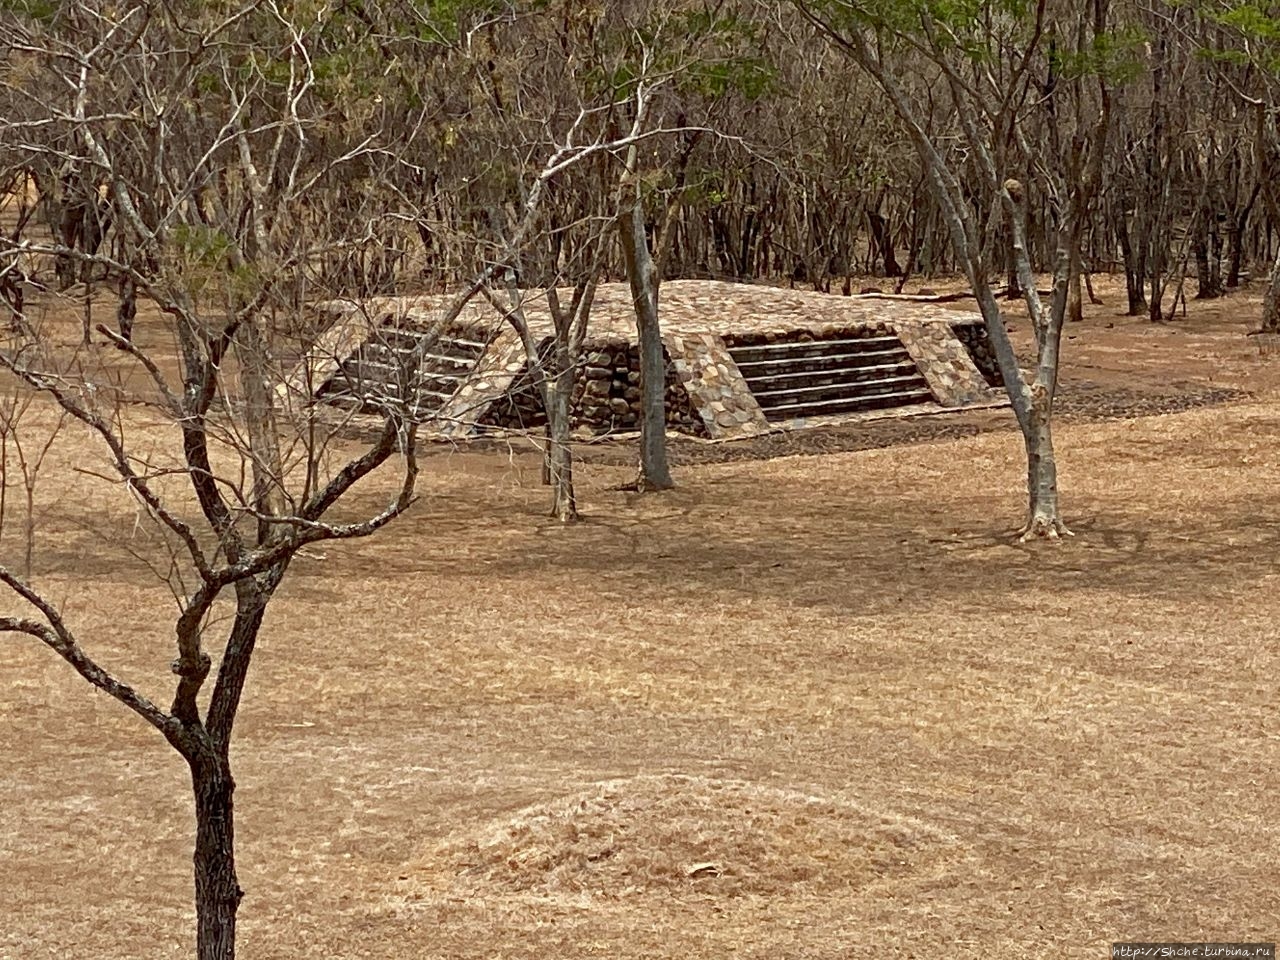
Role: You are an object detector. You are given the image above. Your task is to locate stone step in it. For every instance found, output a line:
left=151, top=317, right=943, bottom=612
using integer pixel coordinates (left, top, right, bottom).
left=739, top=359, right=920, bottom=392
left=725, top=333, right=935, bottom=420
left=326, top=379, right=456, bottom=403
left=441, top=335, right=489, bottom=355
left=339, top=359, right=470, bottom=390
left=330, top=377, right=462, bottom=402
left=358, top=344, right=478, bottom=370
left=319, top=326, right=487, bottom=422
left=728, top=335, right=901, bottom=364
left=373, top=330, right=489, bottom=357
left=750, top=373, right=930, bottom=405
left=733, top=347, right=911, bottom=375
left=762, top=388, right=933, bottom=421
left=320, top=388, right=455, bottom=422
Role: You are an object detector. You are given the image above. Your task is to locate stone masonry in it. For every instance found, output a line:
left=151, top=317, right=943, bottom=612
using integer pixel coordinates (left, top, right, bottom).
left=288, top=280, right=1009, bottom=440
left=663, top=332, right=770, bottom=439
left=895, top=320, right=1004, bottom=408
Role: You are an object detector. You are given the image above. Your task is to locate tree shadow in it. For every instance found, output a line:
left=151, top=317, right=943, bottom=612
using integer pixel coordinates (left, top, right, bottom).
left=379, top=476, right=1280, bottom=624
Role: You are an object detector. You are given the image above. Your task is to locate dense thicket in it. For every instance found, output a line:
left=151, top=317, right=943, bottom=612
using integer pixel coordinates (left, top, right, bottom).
left=6, top=1, right=1280, bottom=324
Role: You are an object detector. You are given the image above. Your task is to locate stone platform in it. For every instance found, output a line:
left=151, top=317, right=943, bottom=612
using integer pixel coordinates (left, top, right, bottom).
left=282, top=280, right=1006, bottom=441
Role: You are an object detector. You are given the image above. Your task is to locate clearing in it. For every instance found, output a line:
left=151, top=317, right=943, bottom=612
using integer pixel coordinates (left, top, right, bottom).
left=1, top=277, right=1277, bottom=958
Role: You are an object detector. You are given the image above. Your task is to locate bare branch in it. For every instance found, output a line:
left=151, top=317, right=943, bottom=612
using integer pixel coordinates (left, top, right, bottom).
left=0, top=354, right=214, bottom=578
left=0, top=567, right=172, bottom=733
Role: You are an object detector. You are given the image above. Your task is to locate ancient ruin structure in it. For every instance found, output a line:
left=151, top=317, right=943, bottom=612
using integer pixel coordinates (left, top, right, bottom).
left=282, top=280, right=1005, bottom=440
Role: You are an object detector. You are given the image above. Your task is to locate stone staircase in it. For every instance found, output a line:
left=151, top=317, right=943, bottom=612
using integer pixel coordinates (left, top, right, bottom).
left=316, top=328, right=486, bottom=419
left=726, top=335, right=933, bottom=422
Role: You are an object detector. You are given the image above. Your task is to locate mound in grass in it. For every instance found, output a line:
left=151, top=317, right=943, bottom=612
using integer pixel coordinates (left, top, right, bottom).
left=405, top=774, right=953, bottom=901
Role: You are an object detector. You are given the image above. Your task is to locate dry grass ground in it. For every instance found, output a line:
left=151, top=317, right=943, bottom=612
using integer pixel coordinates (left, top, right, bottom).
left=2, top=277, right=1279, bottom=958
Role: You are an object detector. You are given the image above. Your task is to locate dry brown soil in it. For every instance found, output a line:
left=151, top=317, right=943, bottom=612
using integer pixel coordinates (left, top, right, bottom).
left=2, top=277, right=1279, bottom=959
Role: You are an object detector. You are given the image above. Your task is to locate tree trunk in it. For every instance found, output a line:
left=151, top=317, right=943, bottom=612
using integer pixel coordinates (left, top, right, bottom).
left=540, top=422, right=552, bottom=486
left=545, top=359, right=577, bottom=522
left=1227, top=186, right=1257, bottom=288
left=974, top=276, right=1071, bottom=541
left=191, top=755, right=241, bottom=960
left=1227, top=218, right=1245, bottom=288
left=1084, top=268, right=1102, bottom=305
left=1067, top=248, right=1083, bottom=323
left=1005, top=239, right=1021, bottom=297
left=117, top=275, right=136, bottom=341
left=621, top=196, right=673, bottom=491
left=969, top=279, right=1072, bottom=542
left=1148, top=274, right=1166, bottom=323
left=236, top=319, right=288, bottom=542
left=1194, top=215, right=1224, bottom=299
left=1117, top=216, right=1147, bottom=316
left=1193, top=235, right=1211, bottom=298
left=1260, top=244, right=1280, bottom=333
left=1021, top=407, right=1068, bottom=540
left=868, top=210, right=901, bottom=276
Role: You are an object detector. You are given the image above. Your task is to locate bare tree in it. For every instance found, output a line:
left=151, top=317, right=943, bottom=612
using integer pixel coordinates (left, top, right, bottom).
left=795, top=0, right=1111, bottom=539
left=453, top=25, right=694, bottom=517
left=486, top=275, right=599, bottom=521
left=0, top=4, right=439, bottom=957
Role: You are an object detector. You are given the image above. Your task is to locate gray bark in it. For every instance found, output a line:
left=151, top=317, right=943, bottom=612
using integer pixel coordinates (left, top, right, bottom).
left=1067, top=248, right=1083, bottom=324
left=236, top=320, right=287, bottom=544
left=620, top=196, right=673, bottom=491
left=544, top=340, right=577, bottom=522
left=1022, top=393, right=1066, bottom=539
left=803, top=13, right=1087, bottom=540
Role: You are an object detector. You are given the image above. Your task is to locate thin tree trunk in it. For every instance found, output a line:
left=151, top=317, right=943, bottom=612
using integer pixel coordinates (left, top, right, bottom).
left=540, top=422, right=552, bottom=486
left=1005, top=237, right=1021, bottom=298
left=620, top=196, right=673, bottom=491
left=1194, top=210, right=1224, bottom=299
left=1067, top=247, right=1083, bottom=323
left=81, top=279, right=92, bottom=345
left=497, top=282, right=593, bottom=519
left=545, top=354, right=577, bottom=522
left=868, top=210, right=901, bottom=276
left=894, top=207, right=919, bottom=293
left=1260, top=244, right=1280, bottom=333
left=117, top=275, right=136, bottom=341
left=1116, top=213, right=1146, bottom=315
left=1084, top=267, right=1102, bottom=305
left=237, top=319, right=287, bottom=542
left=1227, top=216, right=1246, bottom=288
left=191, top=756, right=241, bottom=960
left=1148, top=274, right=1166, bottom=323
left=1194, top=235, right=1211, bottom=298
left=974, top=280, right=1070, bottom=540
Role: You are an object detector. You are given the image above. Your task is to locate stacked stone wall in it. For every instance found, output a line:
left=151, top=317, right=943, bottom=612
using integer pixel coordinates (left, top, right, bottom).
left=950, top=322, right=1003, bottom=388
left=722, top=322, right=895, bottom=348
left=478, top=337, right=708, bottom=437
